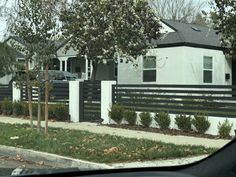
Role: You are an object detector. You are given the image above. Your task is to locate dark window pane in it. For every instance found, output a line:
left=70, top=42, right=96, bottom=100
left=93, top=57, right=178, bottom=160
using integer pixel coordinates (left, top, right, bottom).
left=204, top=70, right=212, bottom=83
left=143, top=70, right=156, bottom=82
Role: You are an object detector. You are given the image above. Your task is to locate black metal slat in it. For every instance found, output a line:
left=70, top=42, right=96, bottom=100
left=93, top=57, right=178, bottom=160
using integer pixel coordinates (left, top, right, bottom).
left=116, top=97, right=236, bottom=107
left=120, top=102, right=236, bottom=113
left=114, top=88, right=235, bottom=95
left=114, top=93, right=236, bottom=101
left=115, top=84, right=236, bottom=89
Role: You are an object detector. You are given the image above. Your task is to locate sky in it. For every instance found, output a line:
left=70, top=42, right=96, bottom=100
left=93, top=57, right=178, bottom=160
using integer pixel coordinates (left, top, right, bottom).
left=0, top=0, right=212, bottom=42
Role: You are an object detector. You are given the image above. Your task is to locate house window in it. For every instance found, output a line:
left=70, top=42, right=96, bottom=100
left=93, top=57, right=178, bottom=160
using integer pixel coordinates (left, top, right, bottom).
left=143, top=56, right=156, bottom=82
left=203, top=56, right=213, bottom=83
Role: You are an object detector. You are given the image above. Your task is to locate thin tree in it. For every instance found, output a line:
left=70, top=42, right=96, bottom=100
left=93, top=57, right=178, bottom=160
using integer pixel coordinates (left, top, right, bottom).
left=60, top=0, right=161, bottom=80
left=150, top=0, right=206, bottom=23
left=9, top=0, right=60, bottom=134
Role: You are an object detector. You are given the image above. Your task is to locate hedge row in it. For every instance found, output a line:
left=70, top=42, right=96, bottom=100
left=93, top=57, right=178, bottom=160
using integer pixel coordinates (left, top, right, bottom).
left=108, top=104, right=233, bottom=139
left=0, top=98, right=69, bottom=121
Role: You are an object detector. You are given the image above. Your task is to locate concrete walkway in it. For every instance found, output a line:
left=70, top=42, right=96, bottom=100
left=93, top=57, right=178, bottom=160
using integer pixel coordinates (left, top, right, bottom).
left=0, top=116, right=231, bottom=149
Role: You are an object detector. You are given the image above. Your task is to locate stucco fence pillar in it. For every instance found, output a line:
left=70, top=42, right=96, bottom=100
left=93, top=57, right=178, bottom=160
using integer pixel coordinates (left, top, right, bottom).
left=69, top=80, right=84, bottom=122
left=12, top=81, right=21, bottom=102
left=101, top=81, right=117, bottom=124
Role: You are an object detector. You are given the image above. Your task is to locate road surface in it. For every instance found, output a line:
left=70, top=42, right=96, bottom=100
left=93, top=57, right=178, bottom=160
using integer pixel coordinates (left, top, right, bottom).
left=0, top=156, right=51, bottom=176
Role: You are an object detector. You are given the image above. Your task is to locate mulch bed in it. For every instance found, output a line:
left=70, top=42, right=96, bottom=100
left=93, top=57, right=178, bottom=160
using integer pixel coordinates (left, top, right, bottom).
left=104, top=124, right=233, bottom=140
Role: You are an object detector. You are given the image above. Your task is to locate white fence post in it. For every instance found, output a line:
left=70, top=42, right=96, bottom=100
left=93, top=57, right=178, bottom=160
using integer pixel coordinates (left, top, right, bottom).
left=101, top=81, right=116, bottom=124
left=12, top=82, right=21, bottom=102
left=69, top=80, right=83, bottom=122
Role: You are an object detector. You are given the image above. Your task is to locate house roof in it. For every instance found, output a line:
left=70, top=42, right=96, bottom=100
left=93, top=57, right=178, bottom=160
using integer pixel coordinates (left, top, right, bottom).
left=157, top=19, right=223, bottom=50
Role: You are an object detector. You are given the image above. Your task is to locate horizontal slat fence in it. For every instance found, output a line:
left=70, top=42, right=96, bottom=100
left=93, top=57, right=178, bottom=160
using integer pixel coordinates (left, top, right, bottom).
left=21, top=82, right=69, bottom=104
left=0, top=84, right=12, bottom=101
left=112, top=84, right=236, bottom=118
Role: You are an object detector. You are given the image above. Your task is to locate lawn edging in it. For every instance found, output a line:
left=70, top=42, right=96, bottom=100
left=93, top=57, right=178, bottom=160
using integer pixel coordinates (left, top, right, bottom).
left=0, top=145, right=113, bottom=169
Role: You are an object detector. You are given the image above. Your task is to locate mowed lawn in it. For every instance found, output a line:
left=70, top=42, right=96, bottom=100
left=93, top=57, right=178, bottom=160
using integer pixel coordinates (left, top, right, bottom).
left=0, top=123, right=217, bottom=163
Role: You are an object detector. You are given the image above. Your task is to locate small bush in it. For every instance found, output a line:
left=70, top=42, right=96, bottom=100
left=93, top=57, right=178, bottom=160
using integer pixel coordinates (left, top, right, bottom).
left=108, top=104, right=124, bottom=124
left=175, top=114, right=192, bottom=132
left=139, top=112, right=152, bottom=128
left=13, top=101, right=25, bottom=116
left=192, top=113, right=210, bottom=134
left=1, top=98, right=12, bottom=115
left=0, top=102, right=2, bottom=114
left=154, top=111, right=171, bottom=130
left=218, top=119, right=233, bottom=139
left=53, top=104, right=69, bottom=121
left=124, top=109, right=137, bottom=126
left=32, top=103, right=38, bottom=117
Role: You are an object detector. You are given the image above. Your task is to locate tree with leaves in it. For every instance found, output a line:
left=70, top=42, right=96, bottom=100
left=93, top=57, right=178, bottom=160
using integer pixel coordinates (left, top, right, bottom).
left=9, top=0, right=60, bottom=134
left=0, top=43, right=16, bottom=78
left=60, top=0, right=161, bottom=80
left=150, top=0, right=206, bottom=24
left=211, top=0, right=236, bottom=55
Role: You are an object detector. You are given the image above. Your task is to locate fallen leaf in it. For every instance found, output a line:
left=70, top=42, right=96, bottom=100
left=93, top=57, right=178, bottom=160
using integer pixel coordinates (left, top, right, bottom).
left=104, top=147, right=119, bottom=154
left=10, top=136, right=19, bottom=140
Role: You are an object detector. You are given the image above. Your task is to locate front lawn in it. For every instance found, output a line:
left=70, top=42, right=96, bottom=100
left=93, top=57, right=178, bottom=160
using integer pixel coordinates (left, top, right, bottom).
left=0, top=123, right=217, bottom=163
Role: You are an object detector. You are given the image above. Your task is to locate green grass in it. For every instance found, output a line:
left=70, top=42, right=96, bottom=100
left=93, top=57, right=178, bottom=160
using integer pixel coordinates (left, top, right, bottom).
left=0, top=123, right=217, bottom=163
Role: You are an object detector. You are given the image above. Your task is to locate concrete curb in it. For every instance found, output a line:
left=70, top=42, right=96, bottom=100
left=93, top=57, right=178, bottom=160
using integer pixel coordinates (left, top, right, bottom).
left=0, top=145, right=113, bottom=169
left=111, top=155, right=208, bottom=168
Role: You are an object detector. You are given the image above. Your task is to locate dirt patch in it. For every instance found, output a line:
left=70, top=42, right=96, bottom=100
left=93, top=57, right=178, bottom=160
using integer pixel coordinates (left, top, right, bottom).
left=105, top=124, right=233, bottom=140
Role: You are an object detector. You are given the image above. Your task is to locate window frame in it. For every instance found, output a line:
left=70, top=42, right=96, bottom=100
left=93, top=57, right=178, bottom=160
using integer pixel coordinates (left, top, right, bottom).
left=142, top=55, right=157, bottom=83
left=203, top=56, right=213, bottom=84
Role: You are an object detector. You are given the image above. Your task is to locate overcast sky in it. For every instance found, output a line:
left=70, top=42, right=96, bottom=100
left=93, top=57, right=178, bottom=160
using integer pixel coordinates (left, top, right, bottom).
left=0, top=0, right=212, bottom=42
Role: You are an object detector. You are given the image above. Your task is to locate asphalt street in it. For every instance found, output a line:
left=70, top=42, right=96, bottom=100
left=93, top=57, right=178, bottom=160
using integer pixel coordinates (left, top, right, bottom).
left=0, top=156, right=51, bottom=176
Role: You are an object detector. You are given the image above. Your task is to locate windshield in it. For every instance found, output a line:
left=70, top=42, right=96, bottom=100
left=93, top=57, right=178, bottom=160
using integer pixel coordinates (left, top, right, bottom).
left=0, top=0, right=234, bottom=176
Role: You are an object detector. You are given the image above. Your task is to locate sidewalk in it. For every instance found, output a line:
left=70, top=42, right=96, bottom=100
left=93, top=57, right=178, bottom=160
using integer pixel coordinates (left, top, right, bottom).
left=0, top=116, right=230, bottom=149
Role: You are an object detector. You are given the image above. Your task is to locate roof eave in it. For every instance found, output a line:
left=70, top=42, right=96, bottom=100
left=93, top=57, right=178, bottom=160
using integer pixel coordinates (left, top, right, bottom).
left=156, top=42, right=226, bottom=51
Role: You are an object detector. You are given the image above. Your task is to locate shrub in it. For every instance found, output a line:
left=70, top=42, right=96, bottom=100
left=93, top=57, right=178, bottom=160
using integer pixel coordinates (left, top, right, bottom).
left=0, top=102, right=2, bottom=114
left=139, top=112, right=152, bottom=128
left=32, top=103, right=38, bottom=117
left=175, top=114, right=192, bottom=132
left=124, top=109, right=137, bottom=126
left=218, top=119, right=233, bottom=139
left=108, top=104, right=124, bottom=124
left=192, top=113, right=210, bottom=134
left=1, top=98, right=12, bottom=115
left=13, top=101, right=25, bottom=116
left=154, top=111, right=171, bottom=130
left=53, top=104, right=70, bottom=121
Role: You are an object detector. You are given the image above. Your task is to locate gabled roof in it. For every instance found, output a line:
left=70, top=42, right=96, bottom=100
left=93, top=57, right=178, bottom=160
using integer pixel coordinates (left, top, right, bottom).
left=157, top=19, right=223, bottom=50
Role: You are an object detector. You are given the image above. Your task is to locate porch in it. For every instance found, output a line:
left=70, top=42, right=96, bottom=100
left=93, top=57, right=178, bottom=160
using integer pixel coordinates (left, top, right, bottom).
left=49, top=56, right=117, bottom=81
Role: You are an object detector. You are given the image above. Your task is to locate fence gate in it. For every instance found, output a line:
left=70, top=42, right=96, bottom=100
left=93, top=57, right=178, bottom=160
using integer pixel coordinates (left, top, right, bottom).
left=79, top=80, right=101, bottom=122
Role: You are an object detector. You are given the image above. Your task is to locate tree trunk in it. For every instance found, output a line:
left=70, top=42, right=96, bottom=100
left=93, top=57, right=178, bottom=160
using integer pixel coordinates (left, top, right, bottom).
left=44, top=64, right=49, bottom=135
left=25, top=61, right=33, bottom=129
left=91, top=61, right=98, bottom=81
left=37, top=85, right=41, bottom=132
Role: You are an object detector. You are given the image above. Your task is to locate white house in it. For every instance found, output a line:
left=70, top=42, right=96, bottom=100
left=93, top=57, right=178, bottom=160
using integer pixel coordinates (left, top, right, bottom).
left=0, top=19, right=233, bottom=85
left=118, top=20, right=233, bottom=85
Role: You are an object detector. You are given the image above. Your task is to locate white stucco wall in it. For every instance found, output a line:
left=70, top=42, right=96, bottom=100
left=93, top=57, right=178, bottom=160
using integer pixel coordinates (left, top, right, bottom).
left=118, top=46, right=231, bottom=85
left=0, top=74, right=12, bottom=85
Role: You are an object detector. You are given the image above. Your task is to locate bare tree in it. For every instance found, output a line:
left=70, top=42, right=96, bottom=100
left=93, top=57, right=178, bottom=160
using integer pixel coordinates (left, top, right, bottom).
left=150, top=0, right=207, bottom=23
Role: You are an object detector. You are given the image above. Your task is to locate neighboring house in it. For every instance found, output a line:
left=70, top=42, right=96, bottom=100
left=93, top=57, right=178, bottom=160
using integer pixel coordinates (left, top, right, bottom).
left=0, top=19, right=233, bottom=85
left=118, top=20, right=232, bottom=85
left=0, top=36, right=116, bottom=84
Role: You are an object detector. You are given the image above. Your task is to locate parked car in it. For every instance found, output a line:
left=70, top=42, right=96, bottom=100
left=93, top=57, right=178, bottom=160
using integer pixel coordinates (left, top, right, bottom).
left=10, top=70, right=78, bottom=85
left=37, top=70, right=78, bottom=82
